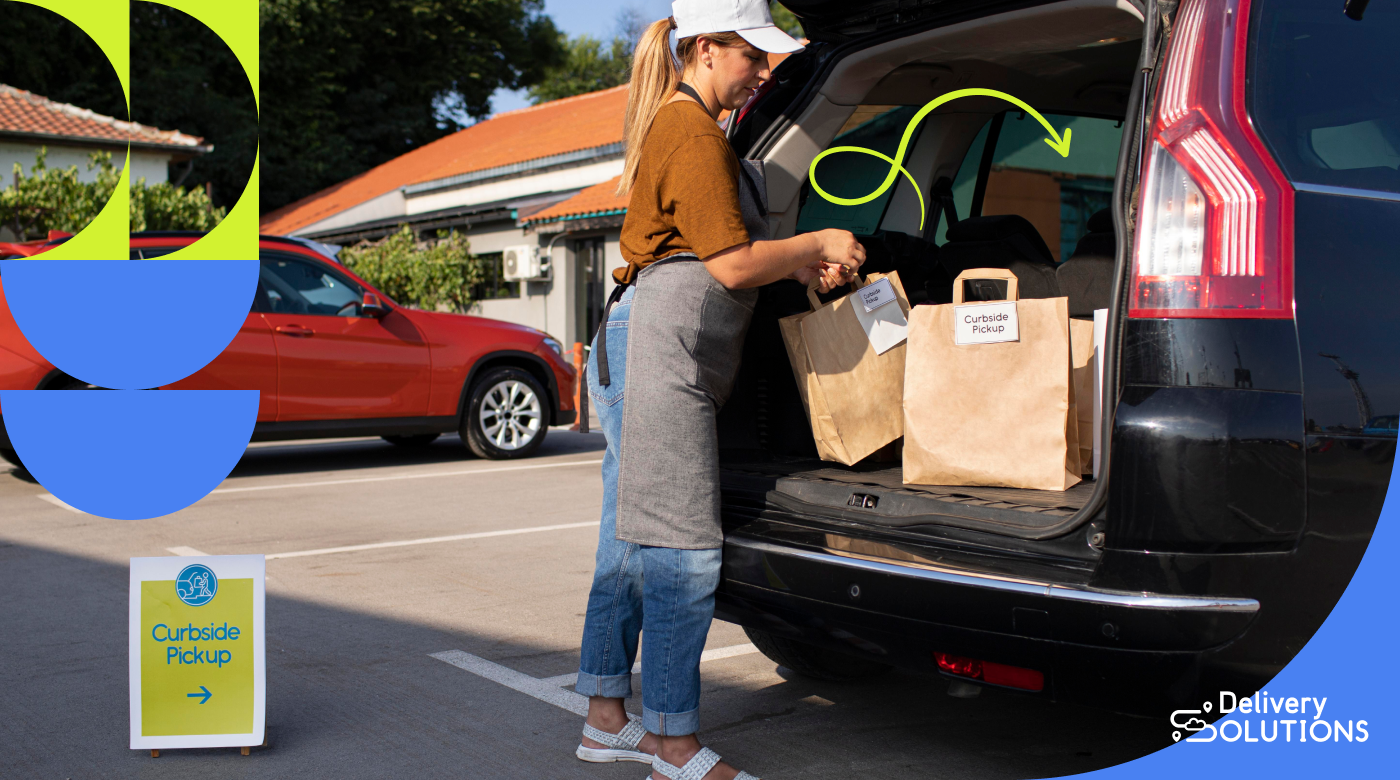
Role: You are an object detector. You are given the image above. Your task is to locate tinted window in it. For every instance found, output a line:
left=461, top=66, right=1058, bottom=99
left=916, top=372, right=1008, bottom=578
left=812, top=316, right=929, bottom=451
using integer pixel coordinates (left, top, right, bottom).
left=796, top=105, right=927, bottom=236
left=1251, top=0, right=1400, bottom=193
left=978, top=113, right=1122, bottom=261
left=137, top=247, right=184, bottom=258
left=259, top=252, right=364, bottom=316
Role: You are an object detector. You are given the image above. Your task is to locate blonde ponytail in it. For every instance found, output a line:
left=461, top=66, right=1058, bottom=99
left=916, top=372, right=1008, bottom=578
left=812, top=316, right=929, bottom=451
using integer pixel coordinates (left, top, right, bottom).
left=617, top=17, right=680, bottom=196
left=615, top=20, right=751, bottom=197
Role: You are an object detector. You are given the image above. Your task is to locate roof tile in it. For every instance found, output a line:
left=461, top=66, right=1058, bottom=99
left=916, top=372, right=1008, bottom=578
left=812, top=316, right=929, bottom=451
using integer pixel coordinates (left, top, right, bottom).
left=261, top=85, right=629, bottom=235
left=0, top=84, right=208, bottom=150
left=523, top=176, right=628, bottom=224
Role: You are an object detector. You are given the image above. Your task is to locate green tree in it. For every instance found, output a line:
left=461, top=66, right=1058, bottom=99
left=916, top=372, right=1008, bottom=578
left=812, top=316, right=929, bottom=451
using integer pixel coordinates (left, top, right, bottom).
left=340, top=225, right=485, bottom=312
left=0, top=1, right=566, bottom=216
left=0, top=150, right=224, bottom=241
left=527, top=34, right=632, bottom=104
left=770, top=2, right=804, bottom=38
left=259, top=0, right=565, bottom=213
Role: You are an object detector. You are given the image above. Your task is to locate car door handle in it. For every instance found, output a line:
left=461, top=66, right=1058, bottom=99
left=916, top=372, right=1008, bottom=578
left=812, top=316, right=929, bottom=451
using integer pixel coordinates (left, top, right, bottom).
left=275, top=325, right=314, bottom=337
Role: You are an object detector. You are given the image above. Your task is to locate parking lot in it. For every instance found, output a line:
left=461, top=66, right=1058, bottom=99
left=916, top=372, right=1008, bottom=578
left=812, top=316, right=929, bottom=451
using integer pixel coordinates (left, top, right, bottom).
left=0, top=425, right=1170, bottom=778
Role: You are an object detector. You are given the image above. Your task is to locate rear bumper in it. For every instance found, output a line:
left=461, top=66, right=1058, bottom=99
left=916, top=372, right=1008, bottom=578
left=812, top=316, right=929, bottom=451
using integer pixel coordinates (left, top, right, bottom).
left=718, top=534, right=1262, bottom=714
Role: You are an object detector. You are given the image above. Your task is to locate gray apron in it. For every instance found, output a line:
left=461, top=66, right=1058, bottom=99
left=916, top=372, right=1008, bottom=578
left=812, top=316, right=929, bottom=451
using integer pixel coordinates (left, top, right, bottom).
left=614, top=159, right=769, bottom=549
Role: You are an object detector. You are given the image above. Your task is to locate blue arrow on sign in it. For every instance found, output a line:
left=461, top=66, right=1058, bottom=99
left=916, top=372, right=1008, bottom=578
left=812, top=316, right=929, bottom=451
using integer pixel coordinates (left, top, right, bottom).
left=187, top=685, right=212, bottom=704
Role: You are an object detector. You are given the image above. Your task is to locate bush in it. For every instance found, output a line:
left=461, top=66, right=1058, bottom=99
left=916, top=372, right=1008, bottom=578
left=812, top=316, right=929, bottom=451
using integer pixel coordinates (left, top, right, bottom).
left=340, top=225, right=485, bottom=312
left=1, top=149, right=225, bottom=240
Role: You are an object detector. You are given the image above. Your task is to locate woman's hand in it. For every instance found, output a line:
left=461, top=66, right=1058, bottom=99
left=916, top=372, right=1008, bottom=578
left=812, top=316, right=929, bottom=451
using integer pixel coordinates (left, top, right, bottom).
left=818, top=229, right=865, bottom=281
left=704, top=230, right=865, bottom=291
left=788, top=261, right=854, bottom=293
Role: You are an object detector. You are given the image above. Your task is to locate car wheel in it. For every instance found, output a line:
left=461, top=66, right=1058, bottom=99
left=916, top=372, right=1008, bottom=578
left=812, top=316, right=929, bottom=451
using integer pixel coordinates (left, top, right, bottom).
left=0, top=448, right=23, bottom=469
left=462, top=367, right=548, bottom=460
left=382, top=434, right=440, bottom=447
left=744, top=626, right=892, bottom=682
left=1, top=377, right=98, bottom=472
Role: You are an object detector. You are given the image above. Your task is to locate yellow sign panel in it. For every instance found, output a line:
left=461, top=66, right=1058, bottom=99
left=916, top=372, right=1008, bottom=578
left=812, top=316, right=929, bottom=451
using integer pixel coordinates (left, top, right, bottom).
left=129, top=555, right=265, bottom=750
left=140, top=578, right=254, bottom=735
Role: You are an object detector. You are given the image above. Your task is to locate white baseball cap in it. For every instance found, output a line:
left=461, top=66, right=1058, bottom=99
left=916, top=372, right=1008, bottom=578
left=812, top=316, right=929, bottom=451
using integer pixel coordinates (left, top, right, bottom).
left=672, top=0, right=805, bottom=54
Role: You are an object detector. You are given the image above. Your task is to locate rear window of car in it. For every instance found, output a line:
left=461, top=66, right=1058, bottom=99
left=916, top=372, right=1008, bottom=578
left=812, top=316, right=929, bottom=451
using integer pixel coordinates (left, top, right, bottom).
left=796, top=105, right=927, bottom=236
left=1250, top=0, right=1400, bottom=194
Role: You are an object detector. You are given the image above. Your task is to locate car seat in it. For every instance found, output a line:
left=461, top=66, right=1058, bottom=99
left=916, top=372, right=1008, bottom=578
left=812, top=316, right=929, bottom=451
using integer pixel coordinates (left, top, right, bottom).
left=937, top=214, right=1061, bottom=300
left=1056, top=208, right=1116, bottom=318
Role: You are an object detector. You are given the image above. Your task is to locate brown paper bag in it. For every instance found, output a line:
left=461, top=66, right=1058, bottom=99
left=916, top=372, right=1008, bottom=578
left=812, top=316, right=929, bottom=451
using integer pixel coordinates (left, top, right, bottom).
left=778, top=272, right=910, bottom=466
left=1070, top=318, right=1096, bottom=476
left=904, top=268, right=1081, bottom=490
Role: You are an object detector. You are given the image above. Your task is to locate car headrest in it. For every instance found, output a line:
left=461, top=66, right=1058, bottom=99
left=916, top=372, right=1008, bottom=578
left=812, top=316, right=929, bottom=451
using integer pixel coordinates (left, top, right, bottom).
left=945, top=215, right=1055, bottom=265
left=1086, top=208, right=1114, bottom=234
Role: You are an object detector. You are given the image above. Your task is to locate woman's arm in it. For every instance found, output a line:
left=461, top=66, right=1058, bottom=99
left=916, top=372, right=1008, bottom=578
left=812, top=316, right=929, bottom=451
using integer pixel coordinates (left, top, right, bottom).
left=703, top=229, right=866, bottom=290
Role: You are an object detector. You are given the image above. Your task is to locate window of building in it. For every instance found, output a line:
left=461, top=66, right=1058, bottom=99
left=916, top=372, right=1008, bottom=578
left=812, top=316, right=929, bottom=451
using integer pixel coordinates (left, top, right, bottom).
left=472, top=252, right=520, bottom=300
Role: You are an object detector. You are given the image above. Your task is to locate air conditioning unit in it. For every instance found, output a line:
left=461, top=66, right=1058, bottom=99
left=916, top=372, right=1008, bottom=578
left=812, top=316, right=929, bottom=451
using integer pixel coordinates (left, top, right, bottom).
left=502, top=244, right=547, bottom=281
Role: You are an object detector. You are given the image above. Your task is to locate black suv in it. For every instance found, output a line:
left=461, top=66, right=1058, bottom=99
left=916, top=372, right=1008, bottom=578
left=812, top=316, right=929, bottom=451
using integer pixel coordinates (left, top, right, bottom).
left=715, top=0, right=1397, bottom=714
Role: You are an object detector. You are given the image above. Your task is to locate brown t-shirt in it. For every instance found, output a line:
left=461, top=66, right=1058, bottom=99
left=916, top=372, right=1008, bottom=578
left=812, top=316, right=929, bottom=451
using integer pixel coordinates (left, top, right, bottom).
left=616, top=100, right=751, bottom=284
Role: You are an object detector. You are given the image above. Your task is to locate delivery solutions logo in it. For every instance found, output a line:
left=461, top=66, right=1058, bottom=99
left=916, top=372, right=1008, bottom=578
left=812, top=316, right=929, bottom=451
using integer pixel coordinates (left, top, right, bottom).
left=1172, top=691, right=1370, bottom=744
left=0, top=0, right=259, bottom=520
left=175, top=564, right=219, bottom=606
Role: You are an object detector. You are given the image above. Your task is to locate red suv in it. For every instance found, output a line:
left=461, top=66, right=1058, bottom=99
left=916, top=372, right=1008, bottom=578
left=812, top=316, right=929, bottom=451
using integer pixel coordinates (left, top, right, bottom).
left=0, top=232, right=577, bottom=466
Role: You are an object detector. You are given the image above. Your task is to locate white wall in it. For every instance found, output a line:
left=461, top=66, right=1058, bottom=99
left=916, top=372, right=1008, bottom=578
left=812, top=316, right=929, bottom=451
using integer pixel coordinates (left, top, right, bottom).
left=0, top=141, right=173, bottom=187
left=289, top=189, right=407, bottom=237
left=471, top=230, right=623, bottom=348
left=405, top=158, right=623, bottom=215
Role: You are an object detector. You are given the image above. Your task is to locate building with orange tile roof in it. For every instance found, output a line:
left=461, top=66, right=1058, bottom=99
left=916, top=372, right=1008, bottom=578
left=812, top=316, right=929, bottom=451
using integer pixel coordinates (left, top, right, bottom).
left=259, top=85, right=643, bottom=348
left=1, top=84, right=212, bottom=240
left=256, top=77, right=779, bottom=348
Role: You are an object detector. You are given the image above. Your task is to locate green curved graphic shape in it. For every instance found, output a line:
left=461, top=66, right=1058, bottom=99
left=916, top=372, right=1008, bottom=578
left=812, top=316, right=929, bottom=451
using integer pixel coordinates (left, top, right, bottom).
left=809, top=147, right=927, bottom=230
left=21, top=0, right=259, bottom=261
left=806, top=89, right=1072, bottom=230
left=19, top=0, right=130, bottom=260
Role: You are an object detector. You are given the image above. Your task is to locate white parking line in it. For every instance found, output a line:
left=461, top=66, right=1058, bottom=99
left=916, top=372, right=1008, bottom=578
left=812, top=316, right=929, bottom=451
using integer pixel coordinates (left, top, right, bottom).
left=166, top=546, right=210, bottom=556
left=35, top=458, right=601, bottom=516
left=433, top=643, right=763, bottom=716
left=36, top=494, right=85, bottom=514
left=265, top=521, right=601, bottom=560
left=210, top=458, right=602, bottom=495
left=541, top=643, right=760, bottom=686
left=430, top=650, right=590, bottom=717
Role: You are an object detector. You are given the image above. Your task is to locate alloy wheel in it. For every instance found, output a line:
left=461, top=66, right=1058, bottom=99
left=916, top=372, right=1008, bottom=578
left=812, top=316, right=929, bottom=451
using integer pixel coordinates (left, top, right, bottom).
left=477, top=379, right=542, bottom=450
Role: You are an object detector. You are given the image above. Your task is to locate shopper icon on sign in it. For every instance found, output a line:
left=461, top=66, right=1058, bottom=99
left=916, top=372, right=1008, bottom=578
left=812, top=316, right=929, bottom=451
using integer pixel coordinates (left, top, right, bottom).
left=175, top=564, right=218, bottom=607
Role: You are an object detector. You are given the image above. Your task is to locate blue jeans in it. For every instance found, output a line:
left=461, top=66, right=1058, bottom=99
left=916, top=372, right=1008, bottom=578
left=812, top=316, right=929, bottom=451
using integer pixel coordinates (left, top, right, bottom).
left=575, top=285, right=722, bottom=736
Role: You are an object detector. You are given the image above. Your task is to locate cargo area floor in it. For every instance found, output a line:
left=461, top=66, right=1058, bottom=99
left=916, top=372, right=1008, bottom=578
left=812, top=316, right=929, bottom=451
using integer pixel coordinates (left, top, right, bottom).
left=722, top=458, right=1094, bottom=527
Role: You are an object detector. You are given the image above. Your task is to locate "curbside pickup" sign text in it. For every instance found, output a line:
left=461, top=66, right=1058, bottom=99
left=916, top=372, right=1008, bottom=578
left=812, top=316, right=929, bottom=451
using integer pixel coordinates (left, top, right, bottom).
left=129, top=555, right=265, bottom=751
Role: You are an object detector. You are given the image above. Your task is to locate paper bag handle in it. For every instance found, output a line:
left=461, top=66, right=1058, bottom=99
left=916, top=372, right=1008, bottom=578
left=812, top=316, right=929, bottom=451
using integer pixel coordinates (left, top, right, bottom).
left=806, top=274, right=871, bottom=311
left=952, top=267, right=1020, bottom=304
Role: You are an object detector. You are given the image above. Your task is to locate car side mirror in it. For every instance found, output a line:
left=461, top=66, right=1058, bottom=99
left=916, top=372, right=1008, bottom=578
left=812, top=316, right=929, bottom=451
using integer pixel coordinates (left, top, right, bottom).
left=361, top=292, right=390, bottom=317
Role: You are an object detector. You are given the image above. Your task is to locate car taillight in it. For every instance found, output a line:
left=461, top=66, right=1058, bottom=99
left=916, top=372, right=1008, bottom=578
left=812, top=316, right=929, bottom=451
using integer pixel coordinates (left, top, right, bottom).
left=1130, top=0, right=1293, bottom=318
left=934, top=652, right=1045, bottom=692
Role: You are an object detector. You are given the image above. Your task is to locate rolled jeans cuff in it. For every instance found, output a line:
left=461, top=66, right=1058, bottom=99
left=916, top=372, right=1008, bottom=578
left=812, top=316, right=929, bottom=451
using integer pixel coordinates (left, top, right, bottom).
left=575, top=669, right=632, bottom=699
left=643, top=705, right=700, bottom=736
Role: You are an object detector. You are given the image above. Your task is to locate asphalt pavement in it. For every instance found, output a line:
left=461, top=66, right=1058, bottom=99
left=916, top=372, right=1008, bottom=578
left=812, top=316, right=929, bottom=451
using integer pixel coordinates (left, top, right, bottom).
left=0, top=426, right=1170, bottom=778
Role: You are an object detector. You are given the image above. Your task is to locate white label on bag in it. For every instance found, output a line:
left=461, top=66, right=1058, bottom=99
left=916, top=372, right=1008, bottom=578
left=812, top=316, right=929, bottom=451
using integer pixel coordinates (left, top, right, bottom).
left=858, top=277, right=897, bottom=312
left=851, top=291, right=908, bottom=355
left=954, top=301, right=1019, bottom=345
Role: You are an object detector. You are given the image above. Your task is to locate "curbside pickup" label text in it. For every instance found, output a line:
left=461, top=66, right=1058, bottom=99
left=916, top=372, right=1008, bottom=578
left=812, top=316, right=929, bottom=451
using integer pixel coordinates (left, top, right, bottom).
left=953, top=301, right=1020, bottom=345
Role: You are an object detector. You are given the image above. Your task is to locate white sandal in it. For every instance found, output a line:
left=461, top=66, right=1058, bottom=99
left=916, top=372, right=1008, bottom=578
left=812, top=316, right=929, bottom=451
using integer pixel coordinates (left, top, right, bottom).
left=650, top=746, right=759, bottom=780
left=576, top=719, right=653, bottom=764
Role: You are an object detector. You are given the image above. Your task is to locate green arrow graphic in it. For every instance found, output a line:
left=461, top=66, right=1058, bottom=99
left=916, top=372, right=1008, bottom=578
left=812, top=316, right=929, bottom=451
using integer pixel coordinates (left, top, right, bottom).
left=807, top=89, right=1072, bottom=230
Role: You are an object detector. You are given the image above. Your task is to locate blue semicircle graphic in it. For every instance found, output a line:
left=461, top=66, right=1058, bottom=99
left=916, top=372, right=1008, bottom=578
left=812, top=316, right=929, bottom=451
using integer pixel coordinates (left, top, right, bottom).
left=0, top=259, right=259, bottom=389
left=1, top=389, right=258, bottom=520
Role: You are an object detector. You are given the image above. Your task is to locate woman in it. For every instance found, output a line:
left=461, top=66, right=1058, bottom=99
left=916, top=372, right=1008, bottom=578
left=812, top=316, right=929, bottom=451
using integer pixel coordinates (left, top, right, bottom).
left=574, top=2, right=864, bottom=778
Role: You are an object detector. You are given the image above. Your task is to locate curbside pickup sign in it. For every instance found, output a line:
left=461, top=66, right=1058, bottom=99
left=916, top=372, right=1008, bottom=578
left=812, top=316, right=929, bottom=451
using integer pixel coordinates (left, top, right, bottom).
left=129, top=555, right=265, bottom=751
